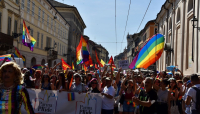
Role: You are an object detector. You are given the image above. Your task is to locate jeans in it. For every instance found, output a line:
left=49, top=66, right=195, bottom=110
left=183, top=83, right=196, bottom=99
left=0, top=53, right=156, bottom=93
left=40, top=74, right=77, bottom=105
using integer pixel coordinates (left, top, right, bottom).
left=192, top=110, right=199, bottom=114
left=102, top=109, right=113, bottom=114
left=123, top=101, right=135, bottom=112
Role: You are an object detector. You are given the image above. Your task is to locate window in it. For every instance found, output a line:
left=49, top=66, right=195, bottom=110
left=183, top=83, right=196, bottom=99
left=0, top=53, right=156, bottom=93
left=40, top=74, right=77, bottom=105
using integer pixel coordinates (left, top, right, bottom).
left=7, top=17, right=11, bottom=35
left=47, top=15, right=49, bottom=28
left=57, top=42, right=59, bottom=52
left=38, top=7, right=41, bottom=21
left=42, top=10, right=44, bottom=23
left=63, top=29, right=64, bottom=38
left=58, top=23, right=60, bottom=35
left=188, top=0, right=193, bottom=12
left=32, top=1, right=35, bottom=16
left=16, top=0, right=19, bottom=4
left=61, top=26, right=62, bottom=37
left=54, top=21, right=56, bottom=32
left=14, top=20, right=18, bottom=34
left=41, top=34, right=43, bottom=49
left=27, top=0, right=30, bottom=13
left=176, top=8, right=180, bottom=23
left=37, top=32, right=40, bottom=47
left=0, top=12, right=1, bottom=32
left=60, top=44, right=61, bottom=54
left=51, top=18, right=53, bottom=29
left=19, top=24, right=23, bottom=42
left=169, top=18, right=172, bottom=30
left=30, top=29, right=33, bottom=37
left=21, top=0, right=24, bottom=9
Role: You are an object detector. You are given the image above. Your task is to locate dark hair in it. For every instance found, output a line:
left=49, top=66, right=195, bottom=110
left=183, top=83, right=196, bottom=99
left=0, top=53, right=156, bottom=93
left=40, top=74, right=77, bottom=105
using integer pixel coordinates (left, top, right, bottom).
left=50, top=75, right=57, bottom=83
left=191, top=74, right=199, bottom=82
left=162, top=71, right=167, bottom=76
left=66, top=71, right=74, bottom=90
left=41, top=74, right=50, bottom=83
left=56, top=72, right=66, bottom=89
left=162, top=78, right=169, bottom=86
left=169, top=79, right=178, bottom=90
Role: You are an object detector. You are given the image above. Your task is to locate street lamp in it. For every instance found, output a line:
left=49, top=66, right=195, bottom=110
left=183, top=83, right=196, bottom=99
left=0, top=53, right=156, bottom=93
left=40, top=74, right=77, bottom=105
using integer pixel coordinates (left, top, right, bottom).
left=191, top=16, right=199, bottom=30
left=45, top=42, right=57, bottom=51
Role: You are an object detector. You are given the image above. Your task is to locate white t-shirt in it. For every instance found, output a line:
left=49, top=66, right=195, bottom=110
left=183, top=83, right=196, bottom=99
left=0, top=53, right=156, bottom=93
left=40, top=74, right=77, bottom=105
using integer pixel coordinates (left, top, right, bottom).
left=186, top=84, right=200, bottom=110
left=102, top=86, right=115, bottom=110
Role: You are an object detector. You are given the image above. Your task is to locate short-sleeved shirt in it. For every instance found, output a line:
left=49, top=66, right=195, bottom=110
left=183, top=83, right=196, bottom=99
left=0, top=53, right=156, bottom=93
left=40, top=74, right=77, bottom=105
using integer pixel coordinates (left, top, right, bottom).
left=70, top=82, right=86, bottom=92
left=186, top=84, right=200, bottom=110
left=102, top=86, right=116, bottom=110
left=138, top=89, right=157, bottom=114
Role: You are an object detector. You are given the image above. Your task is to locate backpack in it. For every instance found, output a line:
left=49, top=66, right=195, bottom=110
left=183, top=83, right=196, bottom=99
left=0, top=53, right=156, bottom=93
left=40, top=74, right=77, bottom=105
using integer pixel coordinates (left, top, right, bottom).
left=192, top=87, right=200, bottom=113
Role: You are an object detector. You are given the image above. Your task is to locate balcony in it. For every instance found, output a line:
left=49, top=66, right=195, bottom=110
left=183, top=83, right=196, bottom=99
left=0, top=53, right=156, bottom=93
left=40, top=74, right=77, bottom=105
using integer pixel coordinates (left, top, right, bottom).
left=47, top=49, right=58, bottom=60
left=0, top=32, right=14, bottom=51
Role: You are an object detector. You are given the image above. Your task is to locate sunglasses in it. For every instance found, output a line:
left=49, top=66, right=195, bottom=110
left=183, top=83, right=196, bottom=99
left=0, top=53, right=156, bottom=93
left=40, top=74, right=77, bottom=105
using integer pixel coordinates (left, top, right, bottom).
left=75, top=76, right=80, bottom=78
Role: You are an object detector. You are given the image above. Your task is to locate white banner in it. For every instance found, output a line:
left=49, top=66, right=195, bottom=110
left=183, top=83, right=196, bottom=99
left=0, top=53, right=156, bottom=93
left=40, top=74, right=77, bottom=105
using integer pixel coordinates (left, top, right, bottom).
left=21, top=89, right=102, bottom=114
left=118, top=60, right=129, bottom=70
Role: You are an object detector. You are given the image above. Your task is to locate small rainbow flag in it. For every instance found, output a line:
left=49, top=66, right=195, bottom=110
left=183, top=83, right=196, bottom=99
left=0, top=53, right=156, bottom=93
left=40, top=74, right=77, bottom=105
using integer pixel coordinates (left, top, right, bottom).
left=22, top=20, right=36, bottom=51
left=13, top=47, right=25, bottom=63
left=0, top=54, right=11, bottom=61
left=68, top=93, right=75, bottom=101
left=32, top=65, right=43, bottom=69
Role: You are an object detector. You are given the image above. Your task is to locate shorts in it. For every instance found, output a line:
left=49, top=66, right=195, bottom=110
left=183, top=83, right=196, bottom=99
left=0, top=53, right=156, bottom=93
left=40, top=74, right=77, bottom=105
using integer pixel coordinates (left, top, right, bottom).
left=118, top=103, right=123, bottom=112
left=123, top=101, right=135, bottom=112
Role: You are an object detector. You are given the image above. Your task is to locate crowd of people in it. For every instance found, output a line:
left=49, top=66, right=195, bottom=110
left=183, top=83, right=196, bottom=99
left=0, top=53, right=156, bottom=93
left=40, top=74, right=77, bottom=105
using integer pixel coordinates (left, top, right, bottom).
left=0, top=57, right=200, bottom=114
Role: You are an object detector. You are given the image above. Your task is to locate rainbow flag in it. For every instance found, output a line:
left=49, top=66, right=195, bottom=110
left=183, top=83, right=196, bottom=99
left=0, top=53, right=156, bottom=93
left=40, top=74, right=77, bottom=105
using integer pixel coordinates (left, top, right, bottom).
left=22, top=20, right=36, bottom=51
left=72, top=61, right=75, bottom=70
left=0, top=54, right=11, bottom=61
left=68, top=93, right=75, bottom=101
left=32, top=65, right=43, bottom=69
left=81, top=36, right=90, bottom=63
left=76, top=36, right=83, bottom=65
left=13, top=47, right=25, bottom=63
left=129, top=34, right=164, bottom=69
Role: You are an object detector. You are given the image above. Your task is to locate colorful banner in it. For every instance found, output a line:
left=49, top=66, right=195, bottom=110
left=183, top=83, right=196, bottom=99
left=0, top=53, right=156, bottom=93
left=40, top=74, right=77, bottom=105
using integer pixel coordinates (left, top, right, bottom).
left=21, top=89, right=102, bottom=114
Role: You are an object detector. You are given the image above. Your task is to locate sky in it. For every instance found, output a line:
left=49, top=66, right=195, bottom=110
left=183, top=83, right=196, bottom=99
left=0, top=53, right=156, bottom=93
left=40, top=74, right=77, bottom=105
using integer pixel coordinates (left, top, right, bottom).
left=57, top=0, right=166, bottom=57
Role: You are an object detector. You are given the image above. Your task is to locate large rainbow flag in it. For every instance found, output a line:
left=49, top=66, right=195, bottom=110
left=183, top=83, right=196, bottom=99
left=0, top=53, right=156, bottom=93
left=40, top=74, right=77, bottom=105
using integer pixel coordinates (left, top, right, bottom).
left=22, top=20, right=36, bottom=51
left=0, top=54, right=12, bottom=61
left=76, top=35, right=92, bottom=66
left=129, top=34, right=164, bottom=69
left=13, top=47, right=25, bottom=63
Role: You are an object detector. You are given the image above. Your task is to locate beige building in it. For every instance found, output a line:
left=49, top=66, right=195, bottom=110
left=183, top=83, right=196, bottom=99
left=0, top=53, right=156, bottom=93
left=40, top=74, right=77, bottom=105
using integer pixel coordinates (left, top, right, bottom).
left=0, top=0, right=70, bottom=67
left=156, top=0, right=200, bottom=75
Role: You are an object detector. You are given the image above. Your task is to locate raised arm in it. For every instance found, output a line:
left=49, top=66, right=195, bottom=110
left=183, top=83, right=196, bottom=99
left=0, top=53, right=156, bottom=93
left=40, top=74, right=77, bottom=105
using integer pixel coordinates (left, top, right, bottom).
left=110, top=63, right=114, bottom=82
left=11, top=54, right=16, bottom=63
left=116, top=68, right=122, bottom=84
left=52, top=62, right=61, bottom=72
left=101, top=65, right=108, bottom=77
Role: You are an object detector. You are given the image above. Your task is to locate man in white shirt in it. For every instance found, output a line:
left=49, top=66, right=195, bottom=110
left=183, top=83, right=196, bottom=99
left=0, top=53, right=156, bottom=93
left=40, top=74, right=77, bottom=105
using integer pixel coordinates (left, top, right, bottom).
left=101, top=77, right=115, bottom=114
left=186, top=74, right=200, bottom=114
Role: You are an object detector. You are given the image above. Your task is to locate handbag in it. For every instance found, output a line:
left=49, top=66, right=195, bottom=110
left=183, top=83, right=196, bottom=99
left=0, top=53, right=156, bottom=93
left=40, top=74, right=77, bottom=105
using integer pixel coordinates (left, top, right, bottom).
left=119, top=94, right=125, bottom=104
left=170, top=101, right=180, bottom=114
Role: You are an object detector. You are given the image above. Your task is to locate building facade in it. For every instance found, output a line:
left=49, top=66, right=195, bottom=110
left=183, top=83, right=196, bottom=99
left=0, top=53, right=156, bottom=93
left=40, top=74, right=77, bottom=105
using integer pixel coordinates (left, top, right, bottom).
left=156, top=0, right=200, bottom=75
left=49, top=0, right=86, bottom=66
left=0, top=0, right=70, bottom=67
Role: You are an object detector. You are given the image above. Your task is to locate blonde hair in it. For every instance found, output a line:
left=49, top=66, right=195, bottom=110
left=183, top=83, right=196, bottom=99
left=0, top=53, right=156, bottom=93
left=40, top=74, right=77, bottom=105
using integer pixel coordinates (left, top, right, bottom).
left=0, top=61, right=23, bottom=85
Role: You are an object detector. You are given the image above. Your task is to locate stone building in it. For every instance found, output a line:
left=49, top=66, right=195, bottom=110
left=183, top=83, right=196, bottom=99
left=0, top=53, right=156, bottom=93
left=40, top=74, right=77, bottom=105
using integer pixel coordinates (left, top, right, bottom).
left=156, top=0, right=200, bottom=75
left=0, top=0, right=70, bottom=67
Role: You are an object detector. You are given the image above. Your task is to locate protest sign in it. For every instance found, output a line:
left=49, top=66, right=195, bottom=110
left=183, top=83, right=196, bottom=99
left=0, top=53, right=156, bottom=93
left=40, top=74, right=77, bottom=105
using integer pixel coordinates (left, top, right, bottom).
left=118, top=60, right=129, bottom=70
left=21, top=89, right=102, bottom=114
